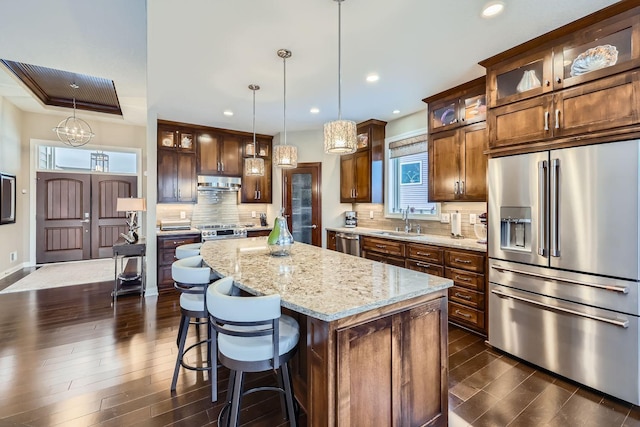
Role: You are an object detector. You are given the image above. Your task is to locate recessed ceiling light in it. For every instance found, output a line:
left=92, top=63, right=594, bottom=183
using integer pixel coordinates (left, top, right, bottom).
left=310, top=107, right=320, bottom=114
left=223, top=110, right=234, bottom=116
left=366, top=74, right=379, bottom=82
left=481, top=1, right=504, bottom=18
left=392, top=110, right=400, bottom=115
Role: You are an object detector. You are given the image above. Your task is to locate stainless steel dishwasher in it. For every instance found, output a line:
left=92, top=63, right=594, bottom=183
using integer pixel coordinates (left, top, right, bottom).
left=336, top=232, right=360, bottom=257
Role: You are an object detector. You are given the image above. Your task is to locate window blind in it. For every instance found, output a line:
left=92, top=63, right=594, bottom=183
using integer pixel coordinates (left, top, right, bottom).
left=389, top=134, right=428, bottom=158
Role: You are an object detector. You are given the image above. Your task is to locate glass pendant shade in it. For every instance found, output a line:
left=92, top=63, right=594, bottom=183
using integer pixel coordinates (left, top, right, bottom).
left=324, top=119, right=357, bottom=154
left=244, top=156, right=265, bottom=176
left=273, top=144, right=298, bottom=168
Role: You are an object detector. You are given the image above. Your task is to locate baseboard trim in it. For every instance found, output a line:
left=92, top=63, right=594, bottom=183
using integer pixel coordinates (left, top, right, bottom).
left=1, top=262, right=31, bottom=278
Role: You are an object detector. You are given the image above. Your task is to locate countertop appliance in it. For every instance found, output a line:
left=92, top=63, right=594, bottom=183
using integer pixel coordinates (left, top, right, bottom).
left=160, top=219, right=191, bottom=231
left=345, top=211, right=357, bottom=228
left=336, top=232, right=360, bottom=257
left=488, top=139, right=640, bottom=405
left=196, top=224, right=247, bottom=241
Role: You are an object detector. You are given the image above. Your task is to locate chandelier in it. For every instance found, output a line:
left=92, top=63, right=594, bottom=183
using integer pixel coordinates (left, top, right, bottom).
left=323, top=0, right=357, bottom=154
left=244, top=84, right=265, bottom=176
left=273, top=49, right=298, bottom=169
left=52, top=84, right=95, bottom=147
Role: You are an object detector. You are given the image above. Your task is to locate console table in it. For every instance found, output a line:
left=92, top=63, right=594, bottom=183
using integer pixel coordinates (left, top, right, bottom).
left=112, top=238, right=146, bottom=299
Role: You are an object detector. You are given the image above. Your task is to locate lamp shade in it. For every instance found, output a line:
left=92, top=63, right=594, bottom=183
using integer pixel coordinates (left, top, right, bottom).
left=244, top=157, right=265, bottom=176
left=324, top=120, right=357, bottom=154
left=116, top=197, right=146, bottom=212
left=273, top=144, right=298, bottom=168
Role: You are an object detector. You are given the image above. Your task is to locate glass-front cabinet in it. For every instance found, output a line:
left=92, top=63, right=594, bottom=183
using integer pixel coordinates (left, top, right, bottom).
left=158, top=126, right=195, bottom=152
left=426, top=78, right=486, bottom=134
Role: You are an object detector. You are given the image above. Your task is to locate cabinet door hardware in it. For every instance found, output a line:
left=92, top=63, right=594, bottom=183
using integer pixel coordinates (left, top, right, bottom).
left=555, top=109, right=560, bottom=129
left=454, top=292, right=472, bottom=300
left=544, top=111, right=550, bottom=131
left=454, top=275, right=472, bottom=282
left=460, top=180, right=465, bottom=195
left=455, top=309, right=472, bottom=319
left=454, top=258, right=472, bottom=264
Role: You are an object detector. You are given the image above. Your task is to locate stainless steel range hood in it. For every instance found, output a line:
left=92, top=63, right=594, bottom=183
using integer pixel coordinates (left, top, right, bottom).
left=197, top=175, right=241, bottom=191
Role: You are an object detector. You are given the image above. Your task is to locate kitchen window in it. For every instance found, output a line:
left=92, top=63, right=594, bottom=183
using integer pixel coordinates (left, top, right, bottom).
left=386, top=134, right=439, bottom=219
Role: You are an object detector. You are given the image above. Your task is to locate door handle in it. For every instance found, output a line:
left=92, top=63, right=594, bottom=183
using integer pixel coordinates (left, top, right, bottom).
left=554, top=109, right=560, bottom=129
left=460, top=180, right=465, bottom=195
left=81, top=219, right=90, bottom=223
left=220, top=161, right=224, bottom=172
left=454, top=181, right=459, bottom=195
left=311, top=224, right=317, bottom=229
left=544, top=111, right=550, bottom=131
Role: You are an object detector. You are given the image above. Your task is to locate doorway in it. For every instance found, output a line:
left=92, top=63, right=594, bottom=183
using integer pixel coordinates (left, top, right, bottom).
left=36, top=172, right=137, bottom=263
left=282, top=162, right=322, bottom=247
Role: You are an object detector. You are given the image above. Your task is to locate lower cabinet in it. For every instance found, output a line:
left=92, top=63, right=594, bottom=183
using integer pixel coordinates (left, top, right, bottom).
left=326, top=230, right=337, bottom=251
left=247, top=229, right=270, bottom=238
left=444, top=249, right=486, bottom=334
left=361, top=236, right=406, bottom=267
left=156, top=233, right=200, bottom=292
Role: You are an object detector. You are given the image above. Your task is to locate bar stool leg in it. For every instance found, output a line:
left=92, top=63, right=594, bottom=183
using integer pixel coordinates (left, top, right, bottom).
left=171, top=314, right=190, bottom=391
left=229, top=370, right=244, bottom=427
left=282, top=363, right=297, bottom=426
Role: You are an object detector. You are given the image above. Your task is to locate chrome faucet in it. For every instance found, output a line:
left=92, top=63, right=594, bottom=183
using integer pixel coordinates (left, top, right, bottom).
left=403, top=206, right=412, bottom=233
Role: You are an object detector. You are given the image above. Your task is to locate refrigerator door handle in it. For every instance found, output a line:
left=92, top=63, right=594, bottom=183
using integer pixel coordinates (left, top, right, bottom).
left=491, top=264, right=629, bottom=294
left=538, top=160, right=547, bottom=256
left=491, top=289, right=629, bottom=328
left=550, top=158, right=560, bottom=257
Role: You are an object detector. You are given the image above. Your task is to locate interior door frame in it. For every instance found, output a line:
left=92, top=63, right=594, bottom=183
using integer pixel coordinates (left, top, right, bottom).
left=282, top=162, right=322, bottom=247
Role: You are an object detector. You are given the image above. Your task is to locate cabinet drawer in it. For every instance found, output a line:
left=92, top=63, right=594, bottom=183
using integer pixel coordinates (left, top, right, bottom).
left=361, top=236, right=405, bottom=257
left=159, top=235, right=200, bottom=249
left=158, top=265, right=175, bottom=291
left=405, top=259, right=444, bottom=277
left=406, top=243, right=443, bottom=264
left=445, top=250, right=484, bottom=273
left=159, top=250, right=177, bottom=266
left=364, top=251, right=405, bottom=267
left=445, top=267, right=485, bottom=291
left=449, top=301, right=485, bottom=330
left=448, top=286, right=485, bottom=309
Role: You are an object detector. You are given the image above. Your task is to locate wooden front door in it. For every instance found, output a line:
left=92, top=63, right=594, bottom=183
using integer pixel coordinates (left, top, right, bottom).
left=36, top=172, right=138, bottom=263
left=36, top=172, right=91, bottom=263
left=91, top=174, right=138, bottom=258
left=283, top=163, right=322, bottom=247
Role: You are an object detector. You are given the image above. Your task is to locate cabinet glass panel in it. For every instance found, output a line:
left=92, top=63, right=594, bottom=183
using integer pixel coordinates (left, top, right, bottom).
left=561, top=27, right=632, bottom=81
left=431, top=101, right=458, bottom=129
left=178, top=132, right=194, bottom=150
left=357, top=132, right=369, bottom=149
left=463, top=94, right=487, bottom=122
left=496, top=59, right=544, bottom=99
left=160, top=130, right=175, bottom=148
left=245, top=141, right=269, bottom=157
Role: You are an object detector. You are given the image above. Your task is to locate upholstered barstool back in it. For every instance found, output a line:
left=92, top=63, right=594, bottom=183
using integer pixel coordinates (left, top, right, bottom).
left=207, top=280, right=299, bottom=427
left=171, top=255, right=213, bottom=392
left=175, top=242, right=202, bottom=260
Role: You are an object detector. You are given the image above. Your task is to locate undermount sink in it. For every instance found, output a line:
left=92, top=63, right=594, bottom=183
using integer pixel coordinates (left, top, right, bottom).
left=370, top=230, right=412, bottom=237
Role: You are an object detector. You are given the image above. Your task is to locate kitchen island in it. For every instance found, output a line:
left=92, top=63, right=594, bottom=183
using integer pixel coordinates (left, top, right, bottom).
left=201, top=237, right=453, bottom=426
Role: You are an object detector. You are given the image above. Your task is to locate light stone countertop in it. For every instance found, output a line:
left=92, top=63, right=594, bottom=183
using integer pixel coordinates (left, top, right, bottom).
left=326, top=226, right=487, bottom=253
left=156, top=227, right=201, bottom=236
left=200, top=237, right=453, bottom=322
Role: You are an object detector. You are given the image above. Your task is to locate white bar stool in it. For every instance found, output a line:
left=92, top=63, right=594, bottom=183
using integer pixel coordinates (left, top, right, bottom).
left=171, top=255, right=214, bottom=392
left=175, top=242, right=202, bottom=260
left=207, top=279, right=299, bottom=427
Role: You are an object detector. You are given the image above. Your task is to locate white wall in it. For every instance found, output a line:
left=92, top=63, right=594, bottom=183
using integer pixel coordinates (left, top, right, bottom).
left=0, top=96, right=26, bottom=277
left=386, top=109, right=428, bottom=138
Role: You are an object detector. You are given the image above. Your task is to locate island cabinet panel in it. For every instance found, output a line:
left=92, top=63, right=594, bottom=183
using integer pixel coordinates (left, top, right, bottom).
left=156, top=233, right=200, bottom=291
left=336, top=297, right=447, bottom=427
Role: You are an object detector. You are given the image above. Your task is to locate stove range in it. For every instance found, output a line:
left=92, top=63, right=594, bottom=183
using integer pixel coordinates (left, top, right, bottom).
left=195, top=224, right=247, bottom=241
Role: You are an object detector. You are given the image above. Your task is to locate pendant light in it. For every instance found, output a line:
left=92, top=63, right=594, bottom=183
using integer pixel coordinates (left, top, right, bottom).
left=244, top=84, right=265, bottom=176
left=52, top=83, right=95, bottom=147
left=273, top=49, right=298, bottom=169
left=323, top=0, right=357, bottom=154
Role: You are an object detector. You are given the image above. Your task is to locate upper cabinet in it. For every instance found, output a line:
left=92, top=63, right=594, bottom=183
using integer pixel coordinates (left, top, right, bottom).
left=157, top=123, right=197, bottom=203
left=241, top=137, right=273, bottom=204
left=339, top=119, right=386, bottom=203
left=197, top=132, right=242, bottom=176
left=423, top=77, right=488, bottom=202
left=480, top=3, right=640, bottom=153
left=158, top=125, right=196, bottom=152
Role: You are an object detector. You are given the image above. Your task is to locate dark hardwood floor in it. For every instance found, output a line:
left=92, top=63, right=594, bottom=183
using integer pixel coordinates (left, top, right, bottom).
left=0, top=267, right=639, bottom=426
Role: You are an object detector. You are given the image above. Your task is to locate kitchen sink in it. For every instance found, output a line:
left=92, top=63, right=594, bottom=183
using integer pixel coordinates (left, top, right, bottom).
left=370, top=230, right=413, bottom=237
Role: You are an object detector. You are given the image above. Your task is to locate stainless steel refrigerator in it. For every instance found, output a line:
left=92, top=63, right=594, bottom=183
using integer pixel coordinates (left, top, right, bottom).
left=488, top=139, right=640, bottom=405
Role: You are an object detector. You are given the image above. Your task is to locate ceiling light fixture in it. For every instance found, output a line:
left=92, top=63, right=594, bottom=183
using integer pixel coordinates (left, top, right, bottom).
left=273, top=49, right=298, bottom=169
left=392, top=110, right=400, bottom=114
left=244, top=84, right=265, bottom=176
left=482, top=1, right=505, bottom=18
left=52, top=84, right=95, bottom=147
left=223, top=110, right=234, bottom=116
left=310, top=107, right=320, bottom=114
left=366, top=74, right=379, bottom=82
left=323, top=0, right=357, bottom=155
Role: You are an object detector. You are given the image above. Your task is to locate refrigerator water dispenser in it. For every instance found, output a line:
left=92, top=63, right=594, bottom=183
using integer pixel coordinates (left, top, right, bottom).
left=500, top=207, right=531, bottom=252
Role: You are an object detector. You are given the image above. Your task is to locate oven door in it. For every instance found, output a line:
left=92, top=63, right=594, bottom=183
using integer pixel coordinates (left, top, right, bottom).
left=489, top=282, right=639, bottom=405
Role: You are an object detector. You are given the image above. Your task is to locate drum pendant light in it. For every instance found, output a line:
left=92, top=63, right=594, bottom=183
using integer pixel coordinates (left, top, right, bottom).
left=323, top=0, right=357, bottom=154
left=245, top=84, right=265, bottom=176
left=273, top=49, right=298, bottom=168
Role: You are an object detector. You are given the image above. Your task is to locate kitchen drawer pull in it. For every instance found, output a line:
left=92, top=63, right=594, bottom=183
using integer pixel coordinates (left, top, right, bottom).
left=454, top=292, right=472, bottom=300
left=375, top=244, right=387, bottom=249
left=416, top=262, right=433, bottom=269
left=491, top=289, right=629, bottom=328
left=416, top=251, right=432, bottom=257
left=454, top=258, right=472, bottom=264
left=173, top=241, right=185, bottom=245
left=491, top=264, right=628, bottom=294
left=455, top=275, right=472, bottom=282
left=454, top=309, right=472, bottom=319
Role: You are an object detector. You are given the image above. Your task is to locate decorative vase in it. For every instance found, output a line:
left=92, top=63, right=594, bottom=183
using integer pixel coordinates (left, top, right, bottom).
left=516, top=70, right=541, bottom=93
left=267, top=216, right=294, bottom=256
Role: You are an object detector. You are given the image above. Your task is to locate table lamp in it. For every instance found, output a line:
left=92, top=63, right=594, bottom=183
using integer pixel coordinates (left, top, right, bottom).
left=116, top=197, right=146, bottom=243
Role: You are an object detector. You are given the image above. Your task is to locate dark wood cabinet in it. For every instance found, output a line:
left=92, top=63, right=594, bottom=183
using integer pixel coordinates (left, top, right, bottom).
left=481, top=3, right=640, bottom=154
left=424, top=77, right=487, bottom=134
left=157, top=149, right=196, bottom=203
left=340, top=119, right=386, bottom=203
left=156, top=233, right=200, bottom=292
left=326, top=230, right=337, bottom=251
left=247, top=229, right=271, bottom=238
left=197, top=131, right=242, bottom=176
left=241, top=138, right=272, bottom=203
left=158, top=125, right=195, bottom=152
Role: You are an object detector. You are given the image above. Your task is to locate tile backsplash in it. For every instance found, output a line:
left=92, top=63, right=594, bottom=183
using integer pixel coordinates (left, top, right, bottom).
left=353, top=202, right=486, bottom=239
